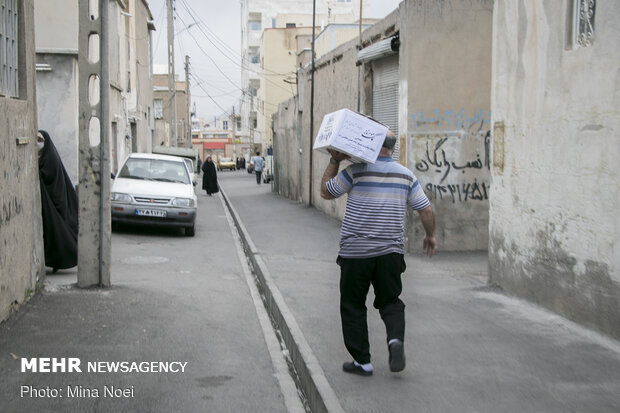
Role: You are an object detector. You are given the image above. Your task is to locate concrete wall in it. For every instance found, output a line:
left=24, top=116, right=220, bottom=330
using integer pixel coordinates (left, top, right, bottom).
left=402, top=0, right=493, bottom=251
left=34, top=0, right=80, bottom=183
left=35, top=54, right=79, bottom=183
left=273, top=98, right=303, bottom=201
left=489, top=0, right=620, bottom=339
left=33, top=0, right=77, bottom=52
left=0, top=0, right=45, bottom=322
left=273, top=0, right=494, bottom=253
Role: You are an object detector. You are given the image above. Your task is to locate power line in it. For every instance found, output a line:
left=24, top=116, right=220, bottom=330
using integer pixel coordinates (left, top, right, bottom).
left=177, top=0, right=297, bottom=79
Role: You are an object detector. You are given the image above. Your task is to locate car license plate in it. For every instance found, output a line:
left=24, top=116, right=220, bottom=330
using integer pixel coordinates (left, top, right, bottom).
left=135, top=209, right=166, bottom=218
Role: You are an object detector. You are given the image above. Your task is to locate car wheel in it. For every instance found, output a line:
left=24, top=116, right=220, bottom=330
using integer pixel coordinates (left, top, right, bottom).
left=185, top=226, right=195, bottom=237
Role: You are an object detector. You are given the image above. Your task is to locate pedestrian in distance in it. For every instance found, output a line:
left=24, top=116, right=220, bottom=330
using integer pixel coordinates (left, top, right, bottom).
left=196, top=156, right=202, bottom=174
left=201, top=156, right=219, bottom=196
left=320, top=130, right=436, bottom=377
left=250, top=151, right=264, bottom=185
left=38, top=130, right=79, bottom=273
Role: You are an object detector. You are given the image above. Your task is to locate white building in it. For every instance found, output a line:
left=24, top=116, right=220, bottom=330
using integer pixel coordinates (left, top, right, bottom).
left=34, top=0, right=155, bottom=179
left=239, top=0, right=369, bottom=152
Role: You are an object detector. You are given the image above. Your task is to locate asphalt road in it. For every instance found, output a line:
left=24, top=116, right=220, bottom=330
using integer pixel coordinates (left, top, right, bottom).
left=0, top=170, right=297, bottom=413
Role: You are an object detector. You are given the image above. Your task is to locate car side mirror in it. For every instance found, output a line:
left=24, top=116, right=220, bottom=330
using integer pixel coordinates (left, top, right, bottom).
left=111, top=172, right=116, bottom=179
left=192, top=181, right=197, bottom=186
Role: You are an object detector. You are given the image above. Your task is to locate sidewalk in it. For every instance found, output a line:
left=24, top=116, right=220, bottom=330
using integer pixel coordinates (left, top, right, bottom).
left=219, top=173, right=620, bottom=413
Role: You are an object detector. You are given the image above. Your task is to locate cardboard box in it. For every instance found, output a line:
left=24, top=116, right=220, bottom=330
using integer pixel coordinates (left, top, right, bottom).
left=313, top=109, right=388, bottom=163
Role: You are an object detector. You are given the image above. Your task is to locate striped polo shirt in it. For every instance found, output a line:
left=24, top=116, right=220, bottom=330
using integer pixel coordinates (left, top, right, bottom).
left=326, top=156, right=430, bottom=258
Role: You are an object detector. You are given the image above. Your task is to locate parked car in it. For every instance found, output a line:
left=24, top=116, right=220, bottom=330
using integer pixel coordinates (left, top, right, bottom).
left=217, top=157, right=236, bottom=171
left=111, top=153, right=197, bottom=236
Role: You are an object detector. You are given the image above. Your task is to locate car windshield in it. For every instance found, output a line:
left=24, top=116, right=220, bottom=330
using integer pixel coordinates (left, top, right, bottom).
left=118, top=158, right=190, bottom=184
left=183, top=158, right=193, bottom=173
left=220, top=158, right=233, bottom=163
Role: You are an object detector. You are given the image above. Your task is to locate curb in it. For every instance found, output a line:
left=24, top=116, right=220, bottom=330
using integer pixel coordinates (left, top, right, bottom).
left=219, top=187, right=345, bottom=413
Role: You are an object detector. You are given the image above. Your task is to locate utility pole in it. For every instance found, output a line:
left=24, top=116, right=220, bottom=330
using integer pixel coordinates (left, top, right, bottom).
left=185, top=55, right=191, bottom=148
left=231, top=106, right=237, bottom=158
left=167, top=0, right=177, bottom=147
left=309, top=0, right=316, bottom=206
left=77, top=0, right=110, bottom=287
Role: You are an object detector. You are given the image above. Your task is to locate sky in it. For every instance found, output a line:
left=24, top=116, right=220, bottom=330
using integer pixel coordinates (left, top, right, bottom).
left=147, top=0, right=402, bottom=121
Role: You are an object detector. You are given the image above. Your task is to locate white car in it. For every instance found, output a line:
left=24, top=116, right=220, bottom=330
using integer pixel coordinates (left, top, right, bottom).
left=111, top=153, right=197, bottom=236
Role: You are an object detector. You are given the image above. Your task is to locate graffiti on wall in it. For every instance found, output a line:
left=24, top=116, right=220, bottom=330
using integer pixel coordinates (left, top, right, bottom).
left=411, top=131, right=490, bottom=204
left=0, top=196, right=23, bottom=229
left=411, top=109, right=491, bottom=132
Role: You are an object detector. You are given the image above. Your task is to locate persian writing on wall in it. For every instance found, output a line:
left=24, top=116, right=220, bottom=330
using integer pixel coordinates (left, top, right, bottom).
left=409, top=130, right=491, bottom=204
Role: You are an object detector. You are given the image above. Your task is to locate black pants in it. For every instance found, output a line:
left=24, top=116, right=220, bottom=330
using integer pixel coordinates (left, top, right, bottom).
left=338, top=253, right=406, bottom=364
left=255, top=170, right=262, bottom=184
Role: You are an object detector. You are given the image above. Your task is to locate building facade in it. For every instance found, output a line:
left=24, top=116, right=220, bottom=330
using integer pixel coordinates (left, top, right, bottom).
left=153, top=71, right=190, bottom=148
left=239, top=0, right=369, bottom=153
left=0, top=0, right=45, bottom=322
left=273, top=0, right=493, bottom=252
left=273, top=0, right=620, bottom=340
left=35, top=0, right=155, bottom=178
left=489, top=0, right=620, bottom=340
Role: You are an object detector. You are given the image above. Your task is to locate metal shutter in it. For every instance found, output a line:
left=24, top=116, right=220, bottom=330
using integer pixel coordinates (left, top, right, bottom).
left=372, top=54, right=399, bottom=161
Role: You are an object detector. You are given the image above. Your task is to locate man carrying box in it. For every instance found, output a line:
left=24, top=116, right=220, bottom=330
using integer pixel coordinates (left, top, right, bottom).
left=320, top=131, right=436, bottom=376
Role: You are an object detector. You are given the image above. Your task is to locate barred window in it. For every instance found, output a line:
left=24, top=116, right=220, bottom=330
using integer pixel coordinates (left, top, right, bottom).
left=154, top=99, right=163, bottom=119
left=0, top=0, right=19, bottom=98
left=573, top=0, right=596, bottom=48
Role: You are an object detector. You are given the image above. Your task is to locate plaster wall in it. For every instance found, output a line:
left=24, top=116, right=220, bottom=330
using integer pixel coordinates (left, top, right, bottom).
left=0, top=0, right=45, bottom=322
left=273, top=97, right=303, bottom=202
left=33, top=0, right=77, bottom=52
left=274, top=0, right=493, bottom=253
left=35, top=54, right=79, bottom=184
left=490, top=0, right=620, bottom=339
left=403, top=0, right=493, bottom=252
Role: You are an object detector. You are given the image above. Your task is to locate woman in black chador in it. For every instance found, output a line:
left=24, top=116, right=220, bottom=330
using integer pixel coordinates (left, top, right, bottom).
left=201, top=156, right=219, bottom=196
left=38, top=130, right=79, bottom=272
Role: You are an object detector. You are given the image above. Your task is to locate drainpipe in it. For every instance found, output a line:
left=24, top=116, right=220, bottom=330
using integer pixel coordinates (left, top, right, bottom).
left=309, top=0, right=316, bottom=206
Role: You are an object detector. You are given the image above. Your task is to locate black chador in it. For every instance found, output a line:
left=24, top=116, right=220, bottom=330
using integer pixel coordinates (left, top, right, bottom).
left=38, top=130, right=78, bottom=271
left=201, top=157, right=219, bottom=195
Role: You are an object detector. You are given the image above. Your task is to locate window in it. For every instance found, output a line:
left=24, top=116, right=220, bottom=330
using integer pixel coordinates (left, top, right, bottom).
left=572, top=0, right=596, bottom=48
left=249, top=21, right=261, bottom=31
left=154, top=99, right=163, bottom=119
left=286, top=23, right=296, bottom=28
left=237, top=120, right=241, bottom=129
left=249, top=47, right=260, bottom=64
left=0, top=0, right=19, bottom=97
left=223, top=120, right=228, bottom=130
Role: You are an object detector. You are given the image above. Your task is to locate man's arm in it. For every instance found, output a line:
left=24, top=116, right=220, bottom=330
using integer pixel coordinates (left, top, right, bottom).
left=418, top=206, right=436, bottom=257
left=320, top=149, right=349, bottom=200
